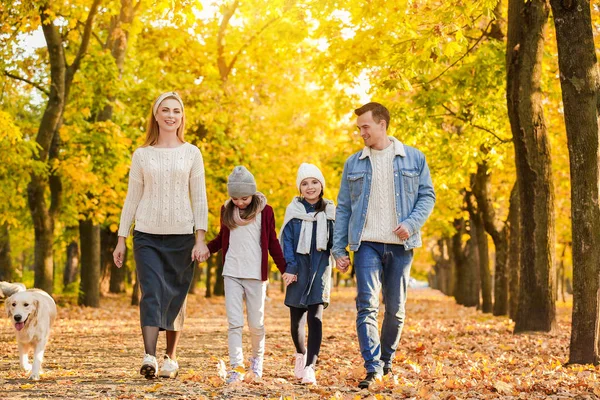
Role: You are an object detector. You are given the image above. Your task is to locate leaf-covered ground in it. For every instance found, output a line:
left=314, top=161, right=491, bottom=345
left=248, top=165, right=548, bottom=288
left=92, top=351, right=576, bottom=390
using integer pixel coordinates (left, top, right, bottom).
left=1, top=287, right=598, bottom=399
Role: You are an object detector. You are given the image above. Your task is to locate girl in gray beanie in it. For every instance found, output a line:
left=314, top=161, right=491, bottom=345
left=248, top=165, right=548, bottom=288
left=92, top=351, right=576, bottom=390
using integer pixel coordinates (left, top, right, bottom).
left=207, top=166, right=286, bottom=383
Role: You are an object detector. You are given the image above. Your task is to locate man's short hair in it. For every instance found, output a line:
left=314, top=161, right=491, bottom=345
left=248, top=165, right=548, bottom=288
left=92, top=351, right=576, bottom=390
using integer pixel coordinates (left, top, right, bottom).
left=354, top=102, right=390, bottom=130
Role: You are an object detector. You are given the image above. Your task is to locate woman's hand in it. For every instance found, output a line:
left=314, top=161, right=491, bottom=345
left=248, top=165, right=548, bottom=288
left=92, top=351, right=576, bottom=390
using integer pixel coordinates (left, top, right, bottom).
left=192, top=242, right=210, bottom=263
left=113, top=237, right=127, bottom=268
left=192, top=230, right=210, bottom=262
left=282, top=272, right=297, bottom=287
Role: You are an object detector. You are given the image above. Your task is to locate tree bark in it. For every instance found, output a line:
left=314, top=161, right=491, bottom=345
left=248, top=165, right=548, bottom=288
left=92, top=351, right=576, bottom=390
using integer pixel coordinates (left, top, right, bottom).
left=78, top=220, right=101, bottom=307
left=188, top=262, right=202, bottom=294
left=508, top=181, right=520, bottom=320
left=0, top=223, right=13, bottom=281
left=452, top=218, right=480, bottom=307
left=507, top=0, right=556, bottom=333
left=205, top=254, right=215, bottom=298
left=466, top=190, right=492, bottom=313
left=103, top=228, right=126, bottom=293
left=63, top=241, right=79, bottom=290
left=471, top=162, right=513, bottom=316
left=549, top=0, right=600, bottom=365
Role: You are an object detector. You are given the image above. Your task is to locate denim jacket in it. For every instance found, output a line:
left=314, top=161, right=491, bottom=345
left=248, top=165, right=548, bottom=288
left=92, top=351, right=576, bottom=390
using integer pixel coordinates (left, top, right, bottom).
left=332, top=137, right=435, bottom=259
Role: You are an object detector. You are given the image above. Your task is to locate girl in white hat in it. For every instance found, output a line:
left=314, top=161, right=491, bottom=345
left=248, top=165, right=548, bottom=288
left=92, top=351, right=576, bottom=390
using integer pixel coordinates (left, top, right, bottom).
left=280, top=163, right=335, bottom=385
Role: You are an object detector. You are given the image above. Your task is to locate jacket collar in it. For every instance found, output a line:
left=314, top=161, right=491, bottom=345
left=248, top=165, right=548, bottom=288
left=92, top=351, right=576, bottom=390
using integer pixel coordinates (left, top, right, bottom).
left=359, top=136, right=406, bottom=160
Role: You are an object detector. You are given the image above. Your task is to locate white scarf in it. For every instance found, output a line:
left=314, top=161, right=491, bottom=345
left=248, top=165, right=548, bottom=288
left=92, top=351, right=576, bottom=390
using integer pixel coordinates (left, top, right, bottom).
left=280, top=197, right=335, bottom=254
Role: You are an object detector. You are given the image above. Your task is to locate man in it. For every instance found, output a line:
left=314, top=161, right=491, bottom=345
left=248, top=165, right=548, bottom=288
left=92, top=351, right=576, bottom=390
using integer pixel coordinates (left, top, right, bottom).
left=333, top=102, right=435, bottom=389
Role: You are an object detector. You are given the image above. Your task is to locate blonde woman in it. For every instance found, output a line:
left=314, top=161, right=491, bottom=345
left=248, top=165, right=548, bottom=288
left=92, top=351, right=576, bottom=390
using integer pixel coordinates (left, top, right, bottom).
left=113, top=92, right=210, bottom=379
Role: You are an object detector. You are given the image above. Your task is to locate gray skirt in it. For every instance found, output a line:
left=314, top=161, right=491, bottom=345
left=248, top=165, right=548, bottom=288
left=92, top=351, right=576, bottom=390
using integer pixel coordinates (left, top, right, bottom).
left=133, top=230, right=195, bottom=331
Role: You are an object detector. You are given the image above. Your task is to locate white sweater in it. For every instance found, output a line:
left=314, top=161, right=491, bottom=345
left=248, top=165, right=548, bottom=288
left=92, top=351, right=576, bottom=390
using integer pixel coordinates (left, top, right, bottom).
left=362, top=144, right=403, bottom=245
left=117, top=142, right=208, bottom=237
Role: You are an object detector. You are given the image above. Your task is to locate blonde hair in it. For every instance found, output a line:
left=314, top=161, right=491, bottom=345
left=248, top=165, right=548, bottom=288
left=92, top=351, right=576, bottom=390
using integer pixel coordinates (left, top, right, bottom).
left=142, top=94, right=186, bottom=147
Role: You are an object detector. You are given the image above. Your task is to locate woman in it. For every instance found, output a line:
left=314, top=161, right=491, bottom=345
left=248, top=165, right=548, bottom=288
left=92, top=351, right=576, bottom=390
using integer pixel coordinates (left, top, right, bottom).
left=113, top=91, right=210, bottom=379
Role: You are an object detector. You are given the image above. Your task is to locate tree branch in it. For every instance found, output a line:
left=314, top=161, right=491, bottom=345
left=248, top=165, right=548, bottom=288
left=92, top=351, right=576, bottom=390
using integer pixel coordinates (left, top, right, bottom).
left=226, top=15, right=281, bottom=77
left=441, top=104, right=511, bottom=143
left=3, top=71, right=50, bottom=96
left=217, top=0, right=240, bottom=82
left=423, top=19, right=494, bottom=86
left=67, top=0, right=102, bottom=88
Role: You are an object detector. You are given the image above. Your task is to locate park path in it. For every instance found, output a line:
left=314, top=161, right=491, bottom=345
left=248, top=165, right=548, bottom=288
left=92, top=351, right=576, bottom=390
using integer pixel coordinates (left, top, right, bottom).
left=0, top=286, right=597, bottom=399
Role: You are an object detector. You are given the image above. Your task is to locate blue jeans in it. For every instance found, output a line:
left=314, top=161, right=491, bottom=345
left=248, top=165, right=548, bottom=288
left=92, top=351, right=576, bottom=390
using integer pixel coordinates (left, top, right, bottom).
left=354, top=242, right=413, bottom=374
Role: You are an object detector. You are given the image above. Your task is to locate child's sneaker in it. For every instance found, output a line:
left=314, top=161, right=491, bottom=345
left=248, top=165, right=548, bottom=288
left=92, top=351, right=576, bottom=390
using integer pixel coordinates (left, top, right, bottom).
left=226, top=370, right=244, bottom=384
left=301, top=365, right=317, bottom=385
left=159, top=355, right=179, bottom=378
left=140, top=354, right=158, bottom=379
left=294, top=353, right=306, bottom=379
left=248, top=356, right=263, bottom=378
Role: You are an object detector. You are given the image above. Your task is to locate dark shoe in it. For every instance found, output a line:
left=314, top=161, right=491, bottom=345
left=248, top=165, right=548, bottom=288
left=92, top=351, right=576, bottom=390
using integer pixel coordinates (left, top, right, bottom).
left=383, top=367, right=392, bottom=376
left=358, top=372, right=382, bottom=389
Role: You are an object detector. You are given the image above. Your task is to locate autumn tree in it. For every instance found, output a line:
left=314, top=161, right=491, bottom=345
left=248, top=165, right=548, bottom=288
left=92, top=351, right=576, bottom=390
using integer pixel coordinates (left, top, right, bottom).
left=549, top=0, right=600, bottom=364
left=507, top=0, right=556, bottom=333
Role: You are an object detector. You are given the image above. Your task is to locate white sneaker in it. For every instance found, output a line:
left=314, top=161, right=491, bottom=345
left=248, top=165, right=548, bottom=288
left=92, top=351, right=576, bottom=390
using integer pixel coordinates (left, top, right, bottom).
left=226, top=370, right=244, bottom=384
left=294, top=353, right=306, bottom=379
left=159, top=355, right=179, bottom=378
left=248, top=356, right=263, bottom=378
left=140, top=354, right=158, bottom=379
left=301, top=365, right=317, bottom=385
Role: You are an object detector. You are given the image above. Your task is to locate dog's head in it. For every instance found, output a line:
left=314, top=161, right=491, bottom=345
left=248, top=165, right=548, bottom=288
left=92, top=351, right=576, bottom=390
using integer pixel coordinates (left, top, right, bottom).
left=5, top=291, right=38, bottom=332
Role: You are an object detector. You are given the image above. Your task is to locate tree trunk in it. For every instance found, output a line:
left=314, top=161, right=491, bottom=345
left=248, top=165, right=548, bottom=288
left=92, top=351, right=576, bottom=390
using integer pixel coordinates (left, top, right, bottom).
left=28, top=2, right=100, bottom=295
left=205, top=254, right=215, bottom=298
left=188, top=262, right=202, bottom=294
left=78, top=220, right=101, bottom=307
left=0, top=223, right=13, bottom=281
left=471, top=162, right=513, bottom=316
left=214, top=258, right=225, bottom=296
left=507, top=0, right=556, bottom=333
left=452, top=218, right=480, bottom=307
left=549, top=0, right=600, bottom=365
left=508, top=181, right=520, bottom=320
left=63, top=241, right=79, bottom=289
left=466, top=190, right=492, bottom=313
left=102, top=228, right=125, bottom=294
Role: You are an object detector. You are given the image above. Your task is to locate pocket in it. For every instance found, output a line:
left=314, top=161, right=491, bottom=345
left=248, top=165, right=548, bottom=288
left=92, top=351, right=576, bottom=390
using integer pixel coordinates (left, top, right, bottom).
left=401, top=170, right=419, bottom=194
left=348, top=173, right=365, bottom=201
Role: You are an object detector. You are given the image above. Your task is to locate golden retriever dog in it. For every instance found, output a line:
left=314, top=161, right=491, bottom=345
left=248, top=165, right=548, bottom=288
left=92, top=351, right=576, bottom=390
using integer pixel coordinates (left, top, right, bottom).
left=4, top=285, right=57, bottom=380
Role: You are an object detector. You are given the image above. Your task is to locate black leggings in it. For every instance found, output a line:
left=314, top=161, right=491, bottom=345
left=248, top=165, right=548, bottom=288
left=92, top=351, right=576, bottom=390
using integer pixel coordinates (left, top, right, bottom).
left=290, top=304, right=324, bottom=368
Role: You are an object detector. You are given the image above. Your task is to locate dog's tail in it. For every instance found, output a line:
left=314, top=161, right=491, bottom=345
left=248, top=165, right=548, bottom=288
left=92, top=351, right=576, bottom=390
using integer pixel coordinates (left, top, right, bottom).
left=0, top=282, right=27, bottom=299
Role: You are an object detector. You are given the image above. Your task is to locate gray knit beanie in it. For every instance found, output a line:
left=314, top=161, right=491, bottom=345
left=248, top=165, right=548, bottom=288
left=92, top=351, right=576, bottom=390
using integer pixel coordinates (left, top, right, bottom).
left=227, top=166, right=257, bottom=197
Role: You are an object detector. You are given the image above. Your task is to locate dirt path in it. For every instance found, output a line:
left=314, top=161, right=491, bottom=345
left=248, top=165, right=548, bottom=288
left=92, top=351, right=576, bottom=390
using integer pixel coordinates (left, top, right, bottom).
left=0, top=287, right=597, bottom=399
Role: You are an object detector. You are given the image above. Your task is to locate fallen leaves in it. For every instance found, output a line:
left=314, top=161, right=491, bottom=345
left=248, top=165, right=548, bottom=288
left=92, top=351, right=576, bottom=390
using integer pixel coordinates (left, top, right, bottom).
left=0, top=288, right=598, bottom=399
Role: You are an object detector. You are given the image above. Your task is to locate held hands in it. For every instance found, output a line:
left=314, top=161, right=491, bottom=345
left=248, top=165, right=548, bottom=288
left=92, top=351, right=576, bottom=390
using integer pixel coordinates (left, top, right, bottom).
left=191, top=241, right=210, bottom=263
left=113, top=237, right=127, bottom=268
left=282, top=272, right=297, bottom=287
left=336, top=256, right=351, bottom=273
left=393, top=223, right=410, bottom=241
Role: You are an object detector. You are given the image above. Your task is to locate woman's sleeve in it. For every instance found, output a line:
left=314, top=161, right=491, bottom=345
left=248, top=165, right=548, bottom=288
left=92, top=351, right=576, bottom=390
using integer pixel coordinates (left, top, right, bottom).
left=117, top=150, right=144, bottom=238
left=189, top=148, right=208, bottom=232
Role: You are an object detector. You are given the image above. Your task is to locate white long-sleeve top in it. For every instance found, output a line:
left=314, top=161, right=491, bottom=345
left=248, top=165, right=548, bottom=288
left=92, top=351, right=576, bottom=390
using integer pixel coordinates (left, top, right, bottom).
left=117, top=142, right=208, bottom=237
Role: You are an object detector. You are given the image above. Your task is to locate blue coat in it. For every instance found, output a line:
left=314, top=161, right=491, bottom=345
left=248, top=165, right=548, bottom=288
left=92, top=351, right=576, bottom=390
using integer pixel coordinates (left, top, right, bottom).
left=282, top=199, right=334, bottom=308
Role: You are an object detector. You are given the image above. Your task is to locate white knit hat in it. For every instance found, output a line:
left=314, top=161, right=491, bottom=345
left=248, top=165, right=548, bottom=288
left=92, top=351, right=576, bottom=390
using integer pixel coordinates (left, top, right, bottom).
left=296, top=163, right=325, bottom=192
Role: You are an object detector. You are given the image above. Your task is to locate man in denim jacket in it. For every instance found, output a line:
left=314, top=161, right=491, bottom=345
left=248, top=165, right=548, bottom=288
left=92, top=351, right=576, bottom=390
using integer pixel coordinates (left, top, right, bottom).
left=333, top=102, right=435, bottom=389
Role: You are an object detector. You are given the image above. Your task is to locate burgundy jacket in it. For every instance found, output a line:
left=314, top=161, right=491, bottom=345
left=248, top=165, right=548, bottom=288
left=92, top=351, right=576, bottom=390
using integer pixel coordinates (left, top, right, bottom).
left=207, top=204, right=286, bottom=281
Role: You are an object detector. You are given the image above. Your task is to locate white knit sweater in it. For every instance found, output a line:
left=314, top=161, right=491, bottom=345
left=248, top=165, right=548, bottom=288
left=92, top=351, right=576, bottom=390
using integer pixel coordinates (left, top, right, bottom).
left=362, top=144, right=403, bottom=244
left=117, top=142, right=208, bottom=237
